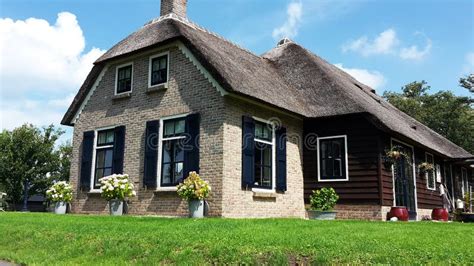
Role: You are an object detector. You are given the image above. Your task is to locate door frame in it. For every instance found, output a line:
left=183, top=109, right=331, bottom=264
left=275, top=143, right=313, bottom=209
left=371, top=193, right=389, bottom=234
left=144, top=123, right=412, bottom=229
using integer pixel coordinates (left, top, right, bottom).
left=390, top=138, right=418, bottom=219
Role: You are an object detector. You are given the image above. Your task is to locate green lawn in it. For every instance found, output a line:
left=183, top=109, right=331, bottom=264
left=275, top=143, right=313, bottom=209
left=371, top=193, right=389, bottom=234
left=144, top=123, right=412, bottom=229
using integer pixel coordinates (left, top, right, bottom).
left=0, top=213, right=473, bottom=265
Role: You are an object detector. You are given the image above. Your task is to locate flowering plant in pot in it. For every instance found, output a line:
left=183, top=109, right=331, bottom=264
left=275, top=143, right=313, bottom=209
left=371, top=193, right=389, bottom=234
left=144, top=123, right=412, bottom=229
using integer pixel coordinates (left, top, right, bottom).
left=99, top=174, right=136, bottom=216
left=307, top=187, right=339, bottom=220
left=46, top=181, right=73, bottom=214
left=418, top=162, right=434, bottom=174
left=177, top=172, right=211, bottom=218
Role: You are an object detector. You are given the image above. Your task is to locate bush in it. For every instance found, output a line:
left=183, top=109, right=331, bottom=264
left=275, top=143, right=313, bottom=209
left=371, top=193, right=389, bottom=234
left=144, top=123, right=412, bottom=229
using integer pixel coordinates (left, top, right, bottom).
left=46, top=181, right=73, bottom=203
left=310, top=187, right=339, bottom=211
left=177, top=172, right=211, bottom=201
left=99, top=174, right=136, bottom=201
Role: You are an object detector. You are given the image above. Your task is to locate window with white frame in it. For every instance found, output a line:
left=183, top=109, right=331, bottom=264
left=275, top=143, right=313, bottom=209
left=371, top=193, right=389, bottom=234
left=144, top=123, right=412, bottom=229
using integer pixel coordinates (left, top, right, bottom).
left=317, top=136, right=348, bottom=181
left=160, top=117, right=186, bottom=187
left=115, top=63, right=133, bottom=94
left=93, top=129, right=115, bottom=189
left=425, top=153, right=436, bottom=190
left=149, top=53, right=169, bottom=87
left=461, top=167, right=468, bottom=197
left=253, top=120, right=275, bottom=189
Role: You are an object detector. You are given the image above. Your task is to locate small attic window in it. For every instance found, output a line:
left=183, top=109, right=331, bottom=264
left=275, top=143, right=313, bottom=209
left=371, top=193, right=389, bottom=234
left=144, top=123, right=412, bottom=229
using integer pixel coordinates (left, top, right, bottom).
left=115, top=63, right=133, bottom=95
left=277, top=38, right=292, bottom=47
left=411, top=125, right=417, bottom=130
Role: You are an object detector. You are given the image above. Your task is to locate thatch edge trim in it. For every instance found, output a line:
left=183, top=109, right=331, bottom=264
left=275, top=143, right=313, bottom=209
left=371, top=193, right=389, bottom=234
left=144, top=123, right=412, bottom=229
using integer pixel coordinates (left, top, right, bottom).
left=71, top=65, right=108, bottom=125
left=177, top=42, right=227, bottom=96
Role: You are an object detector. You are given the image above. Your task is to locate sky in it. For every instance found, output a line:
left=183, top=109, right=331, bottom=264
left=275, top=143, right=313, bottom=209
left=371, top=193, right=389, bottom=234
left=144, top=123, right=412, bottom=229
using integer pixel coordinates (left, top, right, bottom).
left=1, top=0, right=473, bottom=143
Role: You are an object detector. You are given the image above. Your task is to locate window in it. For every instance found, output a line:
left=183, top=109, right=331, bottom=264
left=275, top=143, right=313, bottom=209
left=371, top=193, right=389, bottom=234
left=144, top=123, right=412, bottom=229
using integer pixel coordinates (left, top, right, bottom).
left=461, top=168, right=468, bottom=197
left=317, top=136, right=348, bottom=181
left=253, top=121, right=275, bottom=189
left=93, top=129, right=115, bottom=189
left=149, top=53, right=168, bottom=87
left=425, top=153, right=436, bottom=190
left=115, top=64, right=133, bottom=94
left=160, top=118, right=186, bottom=187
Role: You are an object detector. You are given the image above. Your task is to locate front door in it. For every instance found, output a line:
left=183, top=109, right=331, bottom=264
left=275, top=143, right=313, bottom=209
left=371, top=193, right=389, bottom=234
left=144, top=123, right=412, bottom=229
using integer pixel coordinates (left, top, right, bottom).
left=392, top=141, right=417, bottom=220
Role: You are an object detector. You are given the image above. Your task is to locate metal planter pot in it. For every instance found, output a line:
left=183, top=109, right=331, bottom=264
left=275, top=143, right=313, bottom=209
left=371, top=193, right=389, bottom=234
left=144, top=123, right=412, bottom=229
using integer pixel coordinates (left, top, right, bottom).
left=307, top=210, right=337, bottom=220
left=109, top=199, right=124, bottom=216
left=188, top=199, right=204, bottom=218
left=54, top=201, right=67, bottom=215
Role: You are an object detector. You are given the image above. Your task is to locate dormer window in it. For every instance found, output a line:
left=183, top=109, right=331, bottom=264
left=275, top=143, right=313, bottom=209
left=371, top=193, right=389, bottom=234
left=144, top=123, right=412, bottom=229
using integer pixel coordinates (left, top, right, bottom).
left=115, top=63, right=133, bottom=94
left=149, top=52, right=169, bottom=87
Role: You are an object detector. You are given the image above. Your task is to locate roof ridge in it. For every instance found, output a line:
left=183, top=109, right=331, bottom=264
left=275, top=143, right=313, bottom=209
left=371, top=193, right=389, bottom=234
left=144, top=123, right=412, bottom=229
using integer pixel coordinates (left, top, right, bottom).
left=146, top=14, right=259, bottom=58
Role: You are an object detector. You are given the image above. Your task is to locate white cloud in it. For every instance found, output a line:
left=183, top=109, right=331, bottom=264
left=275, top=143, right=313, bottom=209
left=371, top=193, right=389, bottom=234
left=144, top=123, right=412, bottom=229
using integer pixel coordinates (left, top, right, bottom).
left=272, top=1, right=303, bottom=40
left=399, top=38, right=432, bottom=60
left=342, top=28, right=399, bottom=56
left=343, top=29, right=432, bottom=61
left=335, top=63, right=386, bottom=91
left=0, top=12, right=105, bottom=130
left=463, top=52, right=474, bottom=73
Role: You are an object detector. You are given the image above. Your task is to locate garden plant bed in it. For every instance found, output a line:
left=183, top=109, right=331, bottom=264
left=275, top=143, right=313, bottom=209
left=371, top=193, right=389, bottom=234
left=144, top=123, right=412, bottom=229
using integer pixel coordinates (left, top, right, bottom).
left=0, top=213, right=473, bottom=264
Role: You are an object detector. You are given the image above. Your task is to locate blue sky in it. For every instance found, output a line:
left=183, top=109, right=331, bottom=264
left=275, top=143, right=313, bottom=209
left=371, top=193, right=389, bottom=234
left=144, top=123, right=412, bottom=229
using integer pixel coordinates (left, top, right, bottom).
left=1, top=0, right=473, bottom=142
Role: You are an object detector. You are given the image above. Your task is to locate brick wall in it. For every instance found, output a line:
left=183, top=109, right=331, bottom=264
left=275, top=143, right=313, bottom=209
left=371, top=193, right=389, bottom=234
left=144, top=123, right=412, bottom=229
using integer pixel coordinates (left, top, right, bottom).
left=70, top=44, right=225, bottom=216
left=221, top=98, right=306, bottom=218
left=335, top=204, right=383, bottom=220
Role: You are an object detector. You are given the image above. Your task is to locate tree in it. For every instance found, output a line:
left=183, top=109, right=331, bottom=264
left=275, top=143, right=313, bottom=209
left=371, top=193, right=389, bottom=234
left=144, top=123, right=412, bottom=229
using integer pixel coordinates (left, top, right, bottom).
left=459, top=73, right=474, bottom=93
left=0, top=124, right=66, bottom=210
left=383, top=81, right=474, bottom=154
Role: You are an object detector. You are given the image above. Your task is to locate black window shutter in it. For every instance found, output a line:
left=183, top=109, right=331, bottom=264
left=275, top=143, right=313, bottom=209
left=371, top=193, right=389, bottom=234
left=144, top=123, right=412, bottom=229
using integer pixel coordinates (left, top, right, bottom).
left=80, top=131, right=95, bottom=190
left=276, top=126, right=287, bottom=192
left=144, top=120, right=159, bottom=188
left=183, top=113, right=200, bottom=179
left=242, top=116, right=255, bottom=189
left=112, top=126, right=126, bottom=174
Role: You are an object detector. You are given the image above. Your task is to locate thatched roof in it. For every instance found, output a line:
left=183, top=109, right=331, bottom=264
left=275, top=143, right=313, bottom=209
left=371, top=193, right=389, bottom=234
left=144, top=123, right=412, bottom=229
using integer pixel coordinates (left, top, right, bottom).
left=62, top=15, right=472, bottom=159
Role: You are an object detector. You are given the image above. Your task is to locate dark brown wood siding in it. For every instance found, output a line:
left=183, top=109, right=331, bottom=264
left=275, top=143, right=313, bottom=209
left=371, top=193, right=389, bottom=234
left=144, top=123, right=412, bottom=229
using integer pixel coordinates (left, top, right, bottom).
left=303, top=114, right=382, bottom=205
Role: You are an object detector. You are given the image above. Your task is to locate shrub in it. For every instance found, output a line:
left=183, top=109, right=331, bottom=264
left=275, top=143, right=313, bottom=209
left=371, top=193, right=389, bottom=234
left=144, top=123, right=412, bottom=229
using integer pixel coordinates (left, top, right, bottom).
left=99, top=174, right=136, bottom=201
left=177, top=172, right=211, bottom=201
left=46, top=181, right=73, bottom=203
left=310, top=187, right=339, bottom=211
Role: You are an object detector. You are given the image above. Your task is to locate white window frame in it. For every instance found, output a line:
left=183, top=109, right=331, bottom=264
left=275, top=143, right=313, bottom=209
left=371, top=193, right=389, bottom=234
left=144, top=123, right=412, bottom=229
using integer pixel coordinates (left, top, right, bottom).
left=425, top=152, right=436, bottom=191
left=435, top=164, right=442, bottom=183
left=90, top=125, right=116, bottom=192
left=148, top=51, right=170, bottom=88
left=251, top=117, right=276, bottom=193
left=115, top=62, right=134, bottom=95
left=156, top=113, right=188, bottom=191
left=461, top=167, right=468, bottom=197
left=390, top=139, right=418, bottom=212
left=317, top=135, right=349, bottom=182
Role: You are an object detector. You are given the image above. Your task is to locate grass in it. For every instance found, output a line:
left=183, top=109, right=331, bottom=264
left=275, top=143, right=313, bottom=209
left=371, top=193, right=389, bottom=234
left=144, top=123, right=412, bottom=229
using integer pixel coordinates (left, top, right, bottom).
left=0, top=213, right=473, bottom=265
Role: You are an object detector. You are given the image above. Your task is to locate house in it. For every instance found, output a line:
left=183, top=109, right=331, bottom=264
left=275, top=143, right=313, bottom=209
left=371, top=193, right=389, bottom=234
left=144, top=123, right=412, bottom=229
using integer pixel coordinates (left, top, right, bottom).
left=62, top=0, right=473, bottom=220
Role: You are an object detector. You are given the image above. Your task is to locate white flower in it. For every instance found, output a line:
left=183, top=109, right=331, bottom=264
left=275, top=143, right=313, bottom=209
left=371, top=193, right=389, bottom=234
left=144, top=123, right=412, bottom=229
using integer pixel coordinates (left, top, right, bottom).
left=120, top=185, right=125, bottom=189
left=132, top=191, right=137, bottom=196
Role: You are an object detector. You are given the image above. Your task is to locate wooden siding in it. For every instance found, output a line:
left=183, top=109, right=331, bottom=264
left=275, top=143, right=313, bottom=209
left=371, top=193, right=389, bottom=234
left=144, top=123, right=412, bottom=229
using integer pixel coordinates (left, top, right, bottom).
left=303, top=114, right=381, bottom=205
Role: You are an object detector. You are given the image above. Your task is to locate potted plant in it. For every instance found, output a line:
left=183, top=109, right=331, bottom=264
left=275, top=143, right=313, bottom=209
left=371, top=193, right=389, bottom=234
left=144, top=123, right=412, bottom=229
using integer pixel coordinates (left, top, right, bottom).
left=307, top=187, right=339, bottom=220
left=46, top=181, right=73, bottom=214
left=418, top=162, right=434, bottom=174
left=177, top=172, right=211, bottom=218
left=99, top=174, right=136, bottom=216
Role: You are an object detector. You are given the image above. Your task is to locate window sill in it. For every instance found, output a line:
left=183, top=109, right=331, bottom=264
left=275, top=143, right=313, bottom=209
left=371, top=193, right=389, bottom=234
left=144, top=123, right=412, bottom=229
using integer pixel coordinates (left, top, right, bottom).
left=87, top=190, right=102, bottom=194
left=112, top=92, right=132, bottom=100
left=252, top=188, right=276, bottom=198
left=155, top=186, right=177, bottom=192
left=147, top=83, right=168, bottom=93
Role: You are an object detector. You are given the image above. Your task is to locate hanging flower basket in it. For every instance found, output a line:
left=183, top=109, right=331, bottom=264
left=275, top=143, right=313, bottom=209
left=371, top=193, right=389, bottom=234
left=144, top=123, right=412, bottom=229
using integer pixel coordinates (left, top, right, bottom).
left=418, top=162, right=434, bottom=174
left=383, top=146, right=411, bottom=167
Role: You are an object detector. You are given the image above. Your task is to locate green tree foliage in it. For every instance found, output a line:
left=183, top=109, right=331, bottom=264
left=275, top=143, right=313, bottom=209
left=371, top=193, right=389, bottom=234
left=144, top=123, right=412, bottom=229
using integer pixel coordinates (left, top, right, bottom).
left=0, top=124, right=71, bottom=210
left=459, top=73, right=474, bottom=93
left=383, top=81, right=474, bottom=154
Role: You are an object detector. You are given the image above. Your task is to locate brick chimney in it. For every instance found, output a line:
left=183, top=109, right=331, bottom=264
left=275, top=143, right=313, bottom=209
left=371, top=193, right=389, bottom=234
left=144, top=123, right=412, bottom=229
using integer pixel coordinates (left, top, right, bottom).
left=161, top=0, right=187, bottom=17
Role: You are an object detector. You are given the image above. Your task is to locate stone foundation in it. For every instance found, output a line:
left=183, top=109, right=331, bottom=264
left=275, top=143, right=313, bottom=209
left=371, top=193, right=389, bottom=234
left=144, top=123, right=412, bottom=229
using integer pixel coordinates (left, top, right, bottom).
left=334, top=204, right=383, bottom=220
